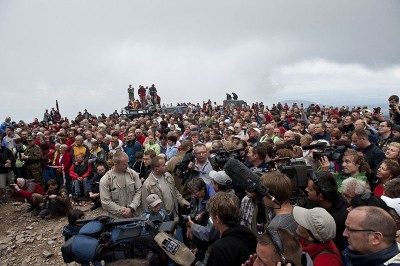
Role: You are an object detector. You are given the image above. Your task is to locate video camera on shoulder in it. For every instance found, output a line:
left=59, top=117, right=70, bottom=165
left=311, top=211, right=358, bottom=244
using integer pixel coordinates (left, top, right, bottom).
left=210, top=147, right=245, bottom=169
left=174, top=149, right=199, bottom=185
left=312, top=146, right=346, bottom=161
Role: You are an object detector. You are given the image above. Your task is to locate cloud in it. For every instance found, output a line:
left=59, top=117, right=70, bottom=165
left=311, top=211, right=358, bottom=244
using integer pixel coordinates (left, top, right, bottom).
left=270, top=59, right=400, bottom=106
left=0, top=0, right=399, bottom=122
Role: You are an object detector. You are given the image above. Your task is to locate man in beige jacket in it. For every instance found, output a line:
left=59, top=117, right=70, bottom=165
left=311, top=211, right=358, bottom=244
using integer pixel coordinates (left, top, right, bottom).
left=142, top=155, right=189, bottom=219
left=100, top=150, right=142, bottom=218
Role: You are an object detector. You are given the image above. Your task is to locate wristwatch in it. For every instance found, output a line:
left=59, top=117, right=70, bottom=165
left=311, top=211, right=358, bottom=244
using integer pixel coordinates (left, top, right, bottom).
left=129, top=207, right=135, bottom=214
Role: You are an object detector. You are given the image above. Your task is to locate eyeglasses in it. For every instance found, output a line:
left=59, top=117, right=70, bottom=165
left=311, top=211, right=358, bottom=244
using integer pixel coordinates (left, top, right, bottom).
left=345, top=226, right=376, bottom=234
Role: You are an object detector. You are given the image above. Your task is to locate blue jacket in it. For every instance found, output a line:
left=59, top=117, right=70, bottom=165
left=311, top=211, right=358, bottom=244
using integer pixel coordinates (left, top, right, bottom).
left=123, top=140, right=142, bottom=168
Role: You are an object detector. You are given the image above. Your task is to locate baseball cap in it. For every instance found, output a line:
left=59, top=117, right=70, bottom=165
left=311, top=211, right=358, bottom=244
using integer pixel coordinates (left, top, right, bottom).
left=146, top=194, right=162, bottom=207
left=293, top=206, right=336, bottom=242
left=381, top=196, right=400, bottom=216
left=209, top=170, right=232, bottom=186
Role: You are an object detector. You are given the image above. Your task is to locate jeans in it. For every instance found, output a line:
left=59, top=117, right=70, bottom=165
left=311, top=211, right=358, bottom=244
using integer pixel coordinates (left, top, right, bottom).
left=74, top=178, right=88, bottom=198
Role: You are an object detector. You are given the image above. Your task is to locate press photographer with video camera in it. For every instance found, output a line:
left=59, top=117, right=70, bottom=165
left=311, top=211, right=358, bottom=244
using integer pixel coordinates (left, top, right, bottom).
left=175, top=143, right=218, bottom=193
left=388, top=94, right=400, bottom=125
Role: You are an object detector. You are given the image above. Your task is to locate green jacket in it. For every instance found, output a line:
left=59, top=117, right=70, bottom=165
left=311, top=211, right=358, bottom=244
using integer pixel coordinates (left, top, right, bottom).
left=333, top=172, right=367, bottom=193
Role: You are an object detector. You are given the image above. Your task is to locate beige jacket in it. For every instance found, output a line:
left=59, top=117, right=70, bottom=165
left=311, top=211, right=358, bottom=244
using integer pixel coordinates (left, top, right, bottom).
left=99, top=168, right=142, bottom=218
left=141, top=171, right=189, bottom=216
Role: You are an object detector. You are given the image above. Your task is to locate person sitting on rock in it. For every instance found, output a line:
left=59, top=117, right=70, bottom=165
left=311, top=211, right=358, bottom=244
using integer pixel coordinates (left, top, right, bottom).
left=39, top=179, right=71, bottom=219
left=10, top=177, right=46, bottom=215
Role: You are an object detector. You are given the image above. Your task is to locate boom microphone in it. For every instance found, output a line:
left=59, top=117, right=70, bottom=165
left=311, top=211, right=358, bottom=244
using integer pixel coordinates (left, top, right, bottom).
left=302, top=142, right=328, bottom=150
left=224, top=158, right=281, bottom=207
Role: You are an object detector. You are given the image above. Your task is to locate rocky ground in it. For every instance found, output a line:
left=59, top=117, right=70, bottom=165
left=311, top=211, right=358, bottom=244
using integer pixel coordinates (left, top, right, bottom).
left=0, top=201, right=107, bottom=266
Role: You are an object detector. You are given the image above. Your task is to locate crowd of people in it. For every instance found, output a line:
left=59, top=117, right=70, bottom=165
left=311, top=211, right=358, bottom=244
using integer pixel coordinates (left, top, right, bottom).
left=1, top=93, right=400, bottom=265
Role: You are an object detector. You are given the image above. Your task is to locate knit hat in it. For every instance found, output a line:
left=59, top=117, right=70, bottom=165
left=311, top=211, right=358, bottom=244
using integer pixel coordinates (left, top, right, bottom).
left=293, top=206, right=336, bottom=242
left=146, top=194, right=162, bottom=207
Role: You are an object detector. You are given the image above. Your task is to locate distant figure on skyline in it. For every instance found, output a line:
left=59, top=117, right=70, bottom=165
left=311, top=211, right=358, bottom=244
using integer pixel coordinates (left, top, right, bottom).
left=232, top=92, right=238, bottom=100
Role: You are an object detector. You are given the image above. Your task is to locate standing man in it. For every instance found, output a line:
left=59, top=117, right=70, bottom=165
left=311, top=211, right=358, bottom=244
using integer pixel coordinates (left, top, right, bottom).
left=388, top=95, right=400, bottom=125
left=0, top=144, right=14, bottom=202
left=23, top=136, right=43, bottom=186
left=343, top=206, right=400, bottom=265
left=138, top=85, right=146, bottom=109
left=100, top=151, right=142, bottom=218
left=123, top=131, right=142, bottom=169
left=206, top=192, right=257, bottom=266
left=188, top=143, right=218, bottom=185
left=142, top=156, right=189, bottom=218
left=351, top=129, right=385, bottom=178
left=127, top=84, right=135, bottom=102
left=377, top=120, right=394, bottom=152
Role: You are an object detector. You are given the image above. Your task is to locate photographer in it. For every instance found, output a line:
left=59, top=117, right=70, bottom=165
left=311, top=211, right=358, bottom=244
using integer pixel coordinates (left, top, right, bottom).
left=10, top=177, right=45, bottom=215
left=319, top=149, right=371, bottom=192
left=167, top=140, right=193, bottom=200
left=388, top=95, right=400, bottom=125
left=186, top=177, right=214, bottom=263
left=187, top=143, right=218, bottom=187
left=186, top=171, right=234, bottom=246
left=39, top=179, right=71, bottom=219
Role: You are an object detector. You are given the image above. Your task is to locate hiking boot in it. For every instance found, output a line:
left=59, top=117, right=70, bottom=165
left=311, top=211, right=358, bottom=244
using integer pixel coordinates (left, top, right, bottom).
left=44, top=214, right=55, bottom=219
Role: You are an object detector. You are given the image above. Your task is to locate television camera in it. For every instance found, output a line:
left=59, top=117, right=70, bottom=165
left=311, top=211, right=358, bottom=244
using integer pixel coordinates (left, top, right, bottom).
left=61, top=216, right=194, bottom=266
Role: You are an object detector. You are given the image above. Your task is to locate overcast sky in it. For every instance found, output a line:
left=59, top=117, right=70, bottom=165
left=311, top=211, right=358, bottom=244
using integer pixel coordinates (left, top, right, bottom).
left=1, top=0, right=399, bottom=122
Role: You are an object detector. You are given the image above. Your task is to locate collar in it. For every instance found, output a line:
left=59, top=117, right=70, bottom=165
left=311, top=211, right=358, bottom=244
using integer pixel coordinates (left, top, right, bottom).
left=343, top=242, right=399, bottom=266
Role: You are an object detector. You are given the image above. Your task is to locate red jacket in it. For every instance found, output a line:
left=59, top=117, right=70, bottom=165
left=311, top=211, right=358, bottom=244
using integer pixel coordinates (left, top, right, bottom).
left=374, top=183, right=384, bottom=197
left=300, top=239, right=343, bottom=266
left=69, top=161, right=91, bottom=180
left=137, top=135, right=146, bottom=145
left=54, top=152, right=72, bottom=172
left=17, top=181, right=45, bottom=199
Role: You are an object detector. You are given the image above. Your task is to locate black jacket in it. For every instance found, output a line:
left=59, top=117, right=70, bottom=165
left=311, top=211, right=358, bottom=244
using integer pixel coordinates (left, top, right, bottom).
left=0, top=146, right=14, bottom=174
left=207, top=225, right=257, bottom=266
left=327, top=193, right=348, bottom=252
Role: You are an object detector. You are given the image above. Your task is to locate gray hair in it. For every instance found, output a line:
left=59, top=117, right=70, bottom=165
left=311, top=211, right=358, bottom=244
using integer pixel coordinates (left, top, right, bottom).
left=16, top=178, right=25, bottom=186
left=60, top=144, right=68, bottom=150
left=342, top=177, right=371, bottom=195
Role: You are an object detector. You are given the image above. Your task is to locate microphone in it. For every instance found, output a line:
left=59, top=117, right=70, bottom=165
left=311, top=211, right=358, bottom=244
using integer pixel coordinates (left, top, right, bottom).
left=302, top=142, right=328, bottom=150
left=209, top=147, right=246, bottom=154
left=224, top=158, right=281, bottom=207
